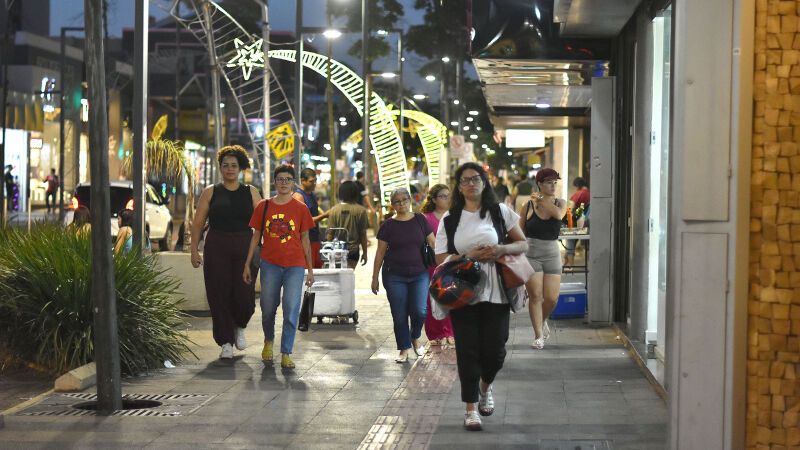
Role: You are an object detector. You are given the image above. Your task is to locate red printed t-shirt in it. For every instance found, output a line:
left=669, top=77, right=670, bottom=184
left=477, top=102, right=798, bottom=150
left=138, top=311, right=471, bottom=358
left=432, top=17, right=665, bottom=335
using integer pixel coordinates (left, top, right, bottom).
left=249, top=197, right=314, bottom=268
left=569, top=188, right=590, bottom=207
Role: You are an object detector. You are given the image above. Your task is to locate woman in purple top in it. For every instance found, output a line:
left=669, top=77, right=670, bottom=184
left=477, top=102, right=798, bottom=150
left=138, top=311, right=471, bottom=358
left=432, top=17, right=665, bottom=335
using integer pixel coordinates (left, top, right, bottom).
left=372, top=188, right=436, bottom=363
left=421, top=184, right=455, bottom=348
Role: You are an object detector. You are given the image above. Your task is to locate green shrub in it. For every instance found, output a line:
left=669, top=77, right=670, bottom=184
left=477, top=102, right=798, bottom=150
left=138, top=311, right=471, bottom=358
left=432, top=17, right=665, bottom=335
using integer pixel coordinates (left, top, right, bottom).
left=0, top=222, right=194, bottom=376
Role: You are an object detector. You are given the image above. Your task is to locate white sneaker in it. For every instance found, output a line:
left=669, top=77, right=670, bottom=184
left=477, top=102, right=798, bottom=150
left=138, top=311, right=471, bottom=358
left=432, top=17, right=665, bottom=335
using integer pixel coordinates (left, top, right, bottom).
left=464, top=410, right=482, bottom=431
left=219, top=343, right=234, bottom=359
left=478, top=384, right=494, bottom=416
left=234, top=327, right=247, bottom=350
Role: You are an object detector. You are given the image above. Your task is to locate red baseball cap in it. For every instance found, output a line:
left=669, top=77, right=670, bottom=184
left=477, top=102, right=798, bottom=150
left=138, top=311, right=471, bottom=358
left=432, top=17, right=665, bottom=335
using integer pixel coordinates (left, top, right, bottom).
left=535, top=168, right=561, bottom=183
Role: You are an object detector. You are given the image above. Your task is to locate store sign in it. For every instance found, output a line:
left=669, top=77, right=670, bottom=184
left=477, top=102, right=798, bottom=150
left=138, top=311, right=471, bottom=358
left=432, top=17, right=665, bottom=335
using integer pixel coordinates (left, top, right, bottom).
left=226, top=38, right=265, bottom=81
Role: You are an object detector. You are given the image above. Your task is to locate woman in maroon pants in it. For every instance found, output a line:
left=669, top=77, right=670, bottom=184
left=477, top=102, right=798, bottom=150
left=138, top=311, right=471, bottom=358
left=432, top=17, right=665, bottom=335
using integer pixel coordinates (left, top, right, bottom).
left=190, top=145, right=262, bottom=359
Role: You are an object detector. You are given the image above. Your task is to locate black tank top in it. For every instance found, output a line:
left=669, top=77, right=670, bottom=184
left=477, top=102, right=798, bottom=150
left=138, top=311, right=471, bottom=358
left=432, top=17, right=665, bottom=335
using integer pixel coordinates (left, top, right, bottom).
left=523, top=201, right=561, bottom=241
left=208, top=183, right=254, bottom=232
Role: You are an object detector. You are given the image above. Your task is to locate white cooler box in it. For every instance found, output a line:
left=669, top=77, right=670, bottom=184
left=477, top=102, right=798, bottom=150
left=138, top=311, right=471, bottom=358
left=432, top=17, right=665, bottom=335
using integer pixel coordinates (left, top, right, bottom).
left=305, top=268, right=358, bottom=323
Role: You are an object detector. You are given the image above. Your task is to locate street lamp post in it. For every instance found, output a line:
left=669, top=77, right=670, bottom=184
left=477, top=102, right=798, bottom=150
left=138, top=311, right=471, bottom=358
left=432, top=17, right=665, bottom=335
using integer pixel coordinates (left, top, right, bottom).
left=294, top=0, right=303, bottom=171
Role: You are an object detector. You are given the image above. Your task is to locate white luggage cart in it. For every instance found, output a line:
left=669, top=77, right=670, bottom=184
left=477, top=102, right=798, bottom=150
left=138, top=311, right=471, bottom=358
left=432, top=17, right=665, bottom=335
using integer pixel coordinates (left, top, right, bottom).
left=304, top=268, right=358, bottom=324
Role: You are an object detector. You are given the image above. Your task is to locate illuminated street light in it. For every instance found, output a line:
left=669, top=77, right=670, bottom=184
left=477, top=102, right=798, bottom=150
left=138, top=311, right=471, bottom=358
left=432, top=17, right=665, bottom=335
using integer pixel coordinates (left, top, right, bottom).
left=463, top=125, right=469, bottom=131
left=466, top=117, right=474, bottom=122
left=441, top=56, right=450, bottom=63
left=453, top=99, right=460, bottom=105
left=380, top=72, right=397, bottom=78
left=469, top=110, right=479, bottom=116
left=470, top=134, right=478, bottom=139
left=413, top=94, right=427, bottom=100
left=450, top=121, right=459, bottom=126
left=535, top=102, right=551, bottom=109
left=323, top=29, right=342, bottom=39
left=425, top=74, right=436, bottom=82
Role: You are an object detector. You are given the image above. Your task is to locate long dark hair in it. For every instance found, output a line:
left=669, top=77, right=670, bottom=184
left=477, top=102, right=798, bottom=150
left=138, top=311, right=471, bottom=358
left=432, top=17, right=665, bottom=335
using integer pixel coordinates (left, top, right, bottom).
left=450, top=162, right=497, bottom=219
left=421, top=184, right=449, bottom=213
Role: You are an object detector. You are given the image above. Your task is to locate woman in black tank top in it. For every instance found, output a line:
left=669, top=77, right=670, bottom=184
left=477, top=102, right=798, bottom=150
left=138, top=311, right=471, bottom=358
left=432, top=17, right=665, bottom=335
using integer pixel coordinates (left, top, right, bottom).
left=519, top=168, right=568, bottom=350
left=190, top=145, right=261, bottom=359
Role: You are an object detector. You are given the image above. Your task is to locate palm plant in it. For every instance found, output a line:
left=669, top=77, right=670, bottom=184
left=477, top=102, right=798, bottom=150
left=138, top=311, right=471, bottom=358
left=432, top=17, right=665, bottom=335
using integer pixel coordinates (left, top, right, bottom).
left=122, top=115, right=197, bottom=250
left=0, top=223, right=194, bottom=376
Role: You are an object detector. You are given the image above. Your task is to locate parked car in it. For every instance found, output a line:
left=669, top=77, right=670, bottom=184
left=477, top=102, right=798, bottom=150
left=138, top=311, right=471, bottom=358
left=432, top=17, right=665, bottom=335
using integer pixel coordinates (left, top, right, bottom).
left=63, top=181, right=174, bottom=250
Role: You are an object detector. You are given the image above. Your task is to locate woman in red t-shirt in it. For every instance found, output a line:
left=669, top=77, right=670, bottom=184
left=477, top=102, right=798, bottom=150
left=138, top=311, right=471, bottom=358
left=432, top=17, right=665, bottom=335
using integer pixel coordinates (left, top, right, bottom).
left=244, top=165, right=314, bottom=369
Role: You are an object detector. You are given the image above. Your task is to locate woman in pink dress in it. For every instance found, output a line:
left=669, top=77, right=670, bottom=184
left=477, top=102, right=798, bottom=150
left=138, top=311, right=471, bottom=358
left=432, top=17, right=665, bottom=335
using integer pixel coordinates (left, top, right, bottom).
left=421, top=184, right=455, bottom=347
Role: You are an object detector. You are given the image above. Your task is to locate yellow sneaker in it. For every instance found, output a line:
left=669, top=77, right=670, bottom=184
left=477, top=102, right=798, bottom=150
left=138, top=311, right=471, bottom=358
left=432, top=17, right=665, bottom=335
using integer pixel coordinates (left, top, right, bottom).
left=261, top=341, right=273, bottom=362
left=281, top=354, right=295, bottom=369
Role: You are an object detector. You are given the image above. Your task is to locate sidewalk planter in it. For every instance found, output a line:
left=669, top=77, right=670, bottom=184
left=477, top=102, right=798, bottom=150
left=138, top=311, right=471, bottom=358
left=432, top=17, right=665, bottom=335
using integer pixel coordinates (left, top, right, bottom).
left=551, top=283, right=587, bottom=319
left=154, top=252, right=261, bottom=312
left=154, top=251, right=209, bottom=312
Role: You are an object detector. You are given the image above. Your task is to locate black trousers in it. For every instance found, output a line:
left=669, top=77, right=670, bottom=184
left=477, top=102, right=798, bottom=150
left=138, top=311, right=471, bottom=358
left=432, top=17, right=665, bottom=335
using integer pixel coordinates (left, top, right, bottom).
left=450, top=302, right=510, bottom=403
left=203, top=228, right=256, bottom=346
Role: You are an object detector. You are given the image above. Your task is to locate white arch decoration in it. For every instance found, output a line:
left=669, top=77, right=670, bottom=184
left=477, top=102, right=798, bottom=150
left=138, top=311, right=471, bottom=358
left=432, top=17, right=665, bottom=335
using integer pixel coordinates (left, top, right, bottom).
left=268, top=50, right=409, bottom=207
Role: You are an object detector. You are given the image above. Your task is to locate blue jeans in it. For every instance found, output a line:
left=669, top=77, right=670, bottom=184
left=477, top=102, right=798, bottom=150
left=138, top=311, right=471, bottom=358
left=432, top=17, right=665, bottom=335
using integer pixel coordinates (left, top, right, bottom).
left=260, top=259, right=305, bottom=354
left=382, top=268, right=429, bottom=350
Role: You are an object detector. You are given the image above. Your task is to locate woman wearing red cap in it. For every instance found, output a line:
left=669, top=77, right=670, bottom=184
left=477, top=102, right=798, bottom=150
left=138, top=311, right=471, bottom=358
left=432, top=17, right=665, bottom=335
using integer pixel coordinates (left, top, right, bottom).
left=520, top=168, right=567, bottom=349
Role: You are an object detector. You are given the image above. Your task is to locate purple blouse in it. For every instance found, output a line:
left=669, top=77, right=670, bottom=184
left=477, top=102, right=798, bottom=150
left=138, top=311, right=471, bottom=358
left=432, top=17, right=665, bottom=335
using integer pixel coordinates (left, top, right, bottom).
left=377, top=213, right=433, bottom=276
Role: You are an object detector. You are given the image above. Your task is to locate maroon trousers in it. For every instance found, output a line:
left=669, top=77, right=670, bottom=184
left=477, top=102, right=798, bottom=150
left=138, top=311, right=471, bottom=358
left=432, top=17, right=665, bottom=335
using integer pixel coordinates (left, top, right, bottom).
left=203, top=228, right=256, bottom=346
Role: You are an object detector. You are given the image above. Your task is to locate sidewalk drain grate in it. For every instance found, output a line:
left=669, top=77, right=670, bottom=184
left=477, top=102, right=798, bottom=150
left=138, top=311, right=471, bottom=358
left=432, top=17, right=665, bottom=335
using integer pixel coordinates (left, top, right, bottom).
left=14, top=393, right=216, bottom=417
left=540, top=440, right=613, bottom=450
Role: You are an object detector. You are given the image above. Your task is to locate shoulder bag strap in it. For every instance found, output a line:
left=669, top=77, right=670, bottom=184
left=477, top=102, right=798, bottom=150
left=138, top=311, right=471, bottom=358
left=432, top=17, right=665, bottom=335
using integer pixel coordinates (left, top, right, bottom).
left=259, top=199, right=269, bottom=245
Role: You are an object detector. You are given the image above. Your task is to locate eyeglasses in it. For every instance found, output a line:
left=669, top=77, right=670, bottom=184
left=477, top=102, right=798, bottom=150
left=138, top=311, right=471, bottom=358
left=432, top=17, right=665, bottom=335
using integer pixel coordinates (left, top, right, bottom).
left=459, top=175, right=483, bottom=186
left=391, top=197, right=411, bottom=205
left=275, top=177, right=294, bottom=184
left=436, top=193, right=450, bottom=199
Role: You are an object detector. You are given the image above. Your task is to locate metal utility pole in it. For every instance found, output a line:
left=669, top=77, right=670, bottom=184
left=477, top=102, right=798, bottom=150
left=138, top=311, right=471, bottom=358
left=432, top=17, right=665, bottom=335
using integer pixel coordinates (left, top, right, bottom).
left=133, top=0, right=148, bottom=252
left=261, top=0, right=271, bottom=193
left=0, top=2, right=12, bottom=225
left=294, top=0, right=303, bottom=170
left=361, top=0, right=370, bottom=209
left=60, top=27, right=83, bottom=222
left=326, top=9, right=336, bottom=204
left=85, top=0, right=121, bottom=414
left=396, top=32, right=403, bottom=147
left=456, top=58, right=463, bottom=132
left=204, top=1, right=223, bottom=183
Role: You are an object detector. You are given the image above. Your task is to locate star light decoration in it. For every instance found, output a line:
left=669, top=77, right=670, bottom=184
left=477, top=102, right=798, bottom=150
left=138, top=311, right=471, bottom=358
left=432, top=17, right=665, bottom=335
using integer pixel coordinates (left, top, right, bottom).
left=226, top=38, right=265, bottom=81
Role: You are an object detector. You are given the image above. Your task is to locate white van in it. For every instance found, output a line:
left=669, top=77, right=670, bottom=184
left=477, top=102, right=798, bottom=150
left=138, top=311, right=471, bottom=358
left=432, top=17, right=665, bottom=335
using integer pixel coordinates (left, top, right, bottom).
left=63, top=180, right=174, bottom=250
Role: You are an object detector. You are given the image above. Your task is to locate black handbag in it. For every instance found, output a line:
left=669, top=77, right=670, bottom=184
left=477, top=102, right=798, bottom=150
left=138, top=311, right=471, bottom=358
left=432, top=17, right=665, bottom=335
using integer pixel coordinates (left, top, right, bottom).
left=250, top=198, right=269, bottom=278
left=414, top=213, right=437, bottom=268
left=298, top=291, right=315, bottom=332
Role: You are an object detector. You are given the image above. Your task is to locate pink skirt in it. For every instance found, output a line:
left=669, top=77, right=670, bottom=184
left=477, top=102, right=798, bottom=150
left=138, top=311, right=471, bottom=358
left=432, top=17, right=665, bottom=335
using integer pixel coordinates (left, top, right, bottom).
left=424, top=267, right=453, bottom=340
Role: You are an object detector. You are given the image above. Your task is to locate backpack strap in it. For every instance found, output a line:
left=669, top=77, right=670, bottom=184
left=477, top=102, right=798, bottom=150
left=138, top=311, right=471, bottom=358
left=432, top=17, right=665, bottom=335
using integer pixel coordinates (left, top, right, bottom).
left=443, top=209, right=462, bottom=255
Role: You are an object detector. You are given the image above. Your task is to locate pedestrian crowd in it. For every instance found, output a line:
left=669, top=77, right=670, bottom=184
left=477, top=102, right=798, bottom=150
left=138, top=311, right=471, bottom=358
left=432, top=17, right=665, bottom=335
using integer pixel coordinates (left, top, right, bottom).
left=189, top=145, right=587, bottom=431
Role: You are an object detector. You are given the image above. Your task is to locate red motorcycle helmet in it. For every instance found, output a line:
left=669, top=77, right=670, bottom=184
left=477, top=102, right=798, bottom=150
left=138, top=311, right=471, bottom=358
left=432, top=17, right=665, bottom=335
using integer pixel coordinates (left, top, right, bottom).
left=429, top=258, right=482, bottom=310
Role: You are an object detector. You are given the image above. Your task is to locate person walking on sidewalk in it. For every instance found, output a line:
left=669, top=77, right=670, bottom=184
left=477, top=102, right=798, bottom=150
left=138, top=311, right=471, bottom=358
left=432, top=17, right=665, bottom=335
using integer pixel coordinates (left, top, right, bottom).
left=44, top=168, right=58, bottom=214
left=293, top=168, right=329, bottom=269
left=521, top=168, right=568, bottom=349
left=371, top=188, right=435, bottom=363
left=244, top=165, right=315, bottom=369
left=190, top=145, right=262, bottom=359
left=327, top=181, right=369, bottom=269
left=434, top=162, right=528, bottom=431
left=420, top=184, right=455, bottom=348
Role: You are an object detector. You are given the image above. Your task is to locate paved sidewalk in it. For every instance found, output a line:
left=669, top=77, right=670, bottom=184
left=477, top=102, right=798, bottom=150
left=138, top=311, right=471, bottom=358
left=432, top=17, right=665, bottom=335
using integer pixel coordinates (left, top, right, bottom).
left=0, top=239, right=667, bottom=449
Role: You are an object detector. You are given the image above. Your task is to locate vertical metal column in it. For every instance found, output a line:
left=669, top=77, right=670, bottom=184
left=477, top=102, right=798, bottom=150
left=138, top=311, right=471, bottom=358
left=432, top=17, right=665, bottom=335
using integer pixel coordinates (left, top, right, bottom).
left=261, top=0, right=270, bottom=192
left=59, top=29, right=67, bottom=221
left=361, top=0, right=370, bottom=208
left=397, top=32, right=403, bottom=148
left=326, top=7, right=336, bottom=203
left=85, top=0, right=121, bottom=414
left=294, top=0, right=303, bottom=170
left=133, top=0, right=148, bottom=251
left=204, top=2, right=223, bottom=183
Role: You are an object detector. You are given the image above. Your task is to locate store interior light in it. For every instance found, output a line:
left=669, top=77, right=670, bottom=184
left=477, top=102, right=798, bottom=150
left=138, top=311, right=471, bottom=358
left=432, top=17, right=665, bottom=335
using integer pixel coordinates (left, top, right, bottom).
left=506, top=129, right=545, bottom=148
left=535, top=102, right=551, bottom=109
